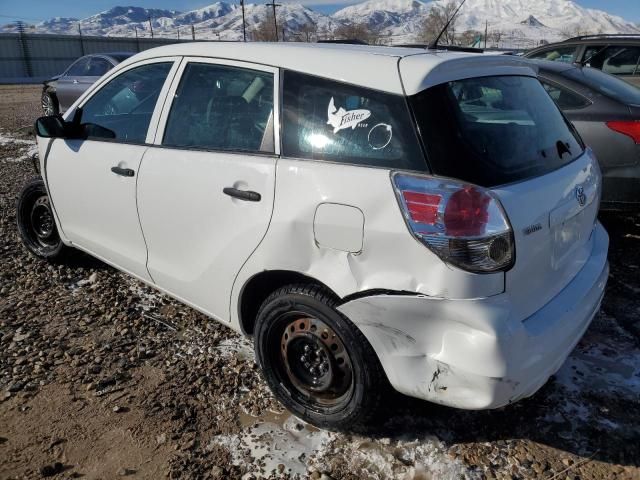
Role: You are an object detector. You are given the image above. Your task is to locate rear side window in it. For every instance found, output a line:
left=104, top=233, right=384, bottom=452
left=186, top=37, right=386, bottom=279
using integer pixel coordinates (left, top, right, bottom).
left=282, top=70, right=425, bottom=171
left=564, top=67, right=640, bottom=106
left=540, top=79, right=590, bottom=110
left=163, top=63, right=274, bottom=153
left=584, top=45, right=640, bottom=76
left=528, top=46, right=577, bottom=63
left=410, top=76, right=584, bottom=187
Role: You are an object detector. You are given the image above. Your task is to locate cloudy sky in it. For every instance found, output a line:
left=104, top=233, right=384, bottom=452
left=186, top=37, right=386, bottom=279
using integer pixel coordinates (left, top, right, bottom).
left=1, top=0, right=639, bottom=21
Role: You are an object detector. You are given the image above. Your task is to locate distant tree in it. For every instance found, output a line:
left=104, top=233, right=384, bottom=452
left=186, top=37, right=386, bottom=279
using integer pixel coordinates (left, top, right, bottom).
left=296, top=22, right=318, bottom=42
left=333, top=22, right=381, bottom=45
left=489, top=30, right=503, bottom=48
left=250, top=11, right=286, bottom=41
left=458, top=29, right=481, bottom=47
left=560, top=24, right=595, bottom=40
left=418, top=1, right=460, bottom=45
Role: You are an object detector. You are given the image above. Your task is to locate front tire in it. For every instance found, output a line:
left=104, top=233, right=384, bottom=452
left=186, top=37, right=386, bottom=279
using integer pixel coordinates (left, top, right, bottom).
left=16, top=178, right=67, bottom=260
left=254, top=284, right=389, bottom=430
left=41, top=91, right=58, bottom=116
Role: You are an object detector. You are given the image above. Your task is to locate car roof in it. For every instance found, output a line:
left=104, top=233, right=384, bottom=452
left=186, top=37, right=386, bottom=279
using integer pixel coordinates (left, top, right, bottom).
left=526, top=35, right=640, bottom=55
left=560, top=34, right=640, bottom=44
left=123, top=42, right=537, bottom=95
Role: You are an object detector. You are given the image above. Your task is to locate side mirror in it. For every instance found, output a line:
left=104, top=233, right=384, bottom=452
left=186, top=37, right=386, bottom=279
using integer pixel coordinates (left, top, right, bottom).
left=34, top=115, right=69, bottom=138
left=34, top=108, right=84, bottom=139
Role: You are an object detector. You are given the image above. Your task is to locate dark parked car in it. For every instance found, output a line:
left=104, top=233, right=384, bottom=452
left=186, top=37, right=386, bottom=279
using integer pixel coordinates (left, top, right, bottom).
left=41, top=52, right=134, bottom=116
left=531, top=59, right=640, bottom=209
left=525, top=35, right=640, bottom=87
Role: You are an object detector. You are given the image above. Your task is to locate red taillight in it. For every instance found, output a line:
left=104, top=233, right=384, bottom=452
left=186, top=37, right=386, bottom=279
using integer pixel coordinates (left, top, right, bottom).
left=444, top=187, right=490, bottom=236
left=606, top=121, right=640, bottom=144
left=402, top=191, right=441, bottom=225
left=392, top=173, right=514, bottom=273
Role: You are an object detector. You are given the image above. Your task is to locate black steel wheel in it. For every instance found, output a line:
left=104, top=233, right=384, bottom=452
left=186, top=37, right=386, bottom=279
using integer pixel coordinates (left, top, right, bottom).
left=41, top=91, right=58, bottom=116
left=254, top=284, right=389, bottom=430
left=16, top=178, right=67, bottom=260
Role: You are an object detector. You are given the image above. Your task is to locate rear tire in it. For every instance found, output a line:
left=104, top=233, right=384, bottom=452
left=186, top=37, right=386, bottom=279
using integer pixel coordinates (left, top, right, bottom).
left=254, top=284, right=389, bottom=430
left=16, top=178, right=68, bottom=260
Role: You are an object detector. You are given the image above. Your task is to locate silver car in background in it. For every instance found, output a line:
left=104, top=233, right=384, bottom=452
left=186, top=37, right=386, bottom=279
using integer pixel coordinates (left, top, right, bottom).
left=41, top=52, right=134, bottom=116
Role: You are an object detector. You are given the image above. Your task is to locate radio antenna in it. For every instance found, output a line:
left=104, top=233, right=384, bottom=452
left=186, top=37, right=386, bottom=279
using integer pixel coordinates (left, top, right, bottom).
left=428, top=0, right=467, bottom=50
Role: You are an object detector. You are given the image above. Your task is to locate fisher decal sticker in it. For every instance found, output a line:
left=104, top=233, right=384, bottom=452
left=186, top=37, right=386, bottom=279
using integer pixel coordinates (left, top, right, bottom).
left=327, top=97, right=371, bottom=134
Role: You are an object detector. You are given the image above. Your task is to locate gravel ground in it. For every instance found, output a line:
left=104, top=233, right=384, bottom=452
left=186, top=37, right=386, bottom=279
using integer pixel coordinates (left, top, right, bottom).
left=0, top=84, right=639, bottom=480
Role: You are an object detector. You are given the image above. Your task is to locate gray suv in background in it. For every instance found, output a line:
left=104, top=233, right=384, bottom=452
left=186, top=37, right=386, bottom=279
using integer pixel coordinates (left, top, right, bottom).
left=41, top=52, right=133, bottom=116
left=525, top=34, right=640, bottom=87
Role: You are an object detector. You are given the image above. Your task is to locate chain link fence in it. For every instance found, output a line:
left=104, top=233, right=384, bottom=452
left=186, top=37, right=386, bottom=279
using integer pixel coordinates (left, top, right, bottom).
left=0, top=32, right=192, bottom=83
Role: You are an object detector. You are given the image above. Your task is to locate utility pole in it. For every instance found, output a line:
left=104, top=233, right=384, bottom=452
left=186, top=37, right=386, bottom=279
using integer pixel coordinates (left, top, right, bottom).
left=240, top=0, right=246, bottom=42
left=191, top=24, right=195, bottom=40
left=148, top=16, right=154, bottom=38
left=177, top=27, right=180, bottom=40
left=134, top=25, right=140, bottom=51
left=484, top=20, right=488, bottom=48
left=77, top=23, right=85, bottom=55
left=265, top=2, right=281, bottom=42
left=16, top=21, right=33, bottom=78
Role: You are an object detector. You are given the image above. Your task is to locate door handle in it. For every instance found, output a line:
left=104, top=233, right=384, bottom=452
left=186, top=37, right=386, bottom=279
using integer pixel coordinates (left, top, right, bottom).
left=111, top=166, right=135, bottom=177
left=223, top=187, right=261, bottom=202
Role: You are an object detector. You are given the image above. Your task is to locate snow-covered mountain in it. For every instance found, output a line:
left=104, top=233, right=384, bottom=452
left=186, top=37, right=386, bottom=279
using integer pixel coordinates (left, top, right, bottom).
left=334, top=0, right=640, bottom=45
left=4, top=0, right=640, bottom=46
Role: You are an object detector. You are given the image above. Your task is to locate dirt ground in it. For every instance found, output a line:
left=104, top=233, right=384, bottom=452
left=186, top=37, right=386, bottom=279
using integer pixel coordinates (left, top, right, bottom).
left=0, top=84, right=639, bottom=480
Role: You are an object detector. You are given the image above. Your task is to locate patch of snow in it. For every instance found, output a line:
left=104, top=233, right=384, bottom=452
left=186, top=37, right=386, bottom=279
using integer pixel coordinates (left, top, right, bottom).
left=209, top=415, right=332, bottom=477
left=211, top=336, right=254, bottom=361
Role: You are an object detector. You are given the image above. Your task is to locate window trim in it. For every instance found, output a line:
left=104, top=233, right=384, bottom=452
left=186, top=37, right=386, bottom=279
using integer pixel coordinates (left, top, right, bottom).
left=65, top=56, right=183, bottom=145
left=538, top=75, right=592, bottom=110
left=153, top=56, right=280, bottom=156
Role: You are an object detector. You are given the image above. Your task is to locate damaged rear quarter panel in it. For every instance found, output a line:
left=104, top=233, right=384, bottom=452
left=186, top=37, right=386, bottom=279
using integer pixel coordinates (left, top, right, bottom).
left=230, top=159, right=504, bottom=328
left=337, top=293, right=517, bottom=407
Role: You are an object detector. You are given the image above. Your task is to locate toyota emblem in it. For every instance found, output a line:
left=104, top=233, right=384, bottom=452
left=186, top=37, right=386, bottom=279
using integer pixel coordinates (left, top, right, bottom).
left=575, top=186, right=586, bottom=207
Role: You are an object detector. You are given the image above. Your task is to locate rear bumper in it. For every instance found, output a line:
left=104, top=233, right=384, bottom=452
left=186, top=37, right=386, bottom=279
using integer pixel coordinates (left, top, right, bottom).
left=338, top=222, right=609, bottom=409
left=601, top=164, right=640, bottom=208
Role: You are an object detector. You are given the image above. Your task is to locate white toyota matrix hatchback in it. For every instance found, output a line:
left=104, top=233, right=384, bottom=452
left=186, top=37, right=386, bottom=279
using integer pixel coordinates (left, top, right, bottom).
left=19, top=43, right=609, bottom=429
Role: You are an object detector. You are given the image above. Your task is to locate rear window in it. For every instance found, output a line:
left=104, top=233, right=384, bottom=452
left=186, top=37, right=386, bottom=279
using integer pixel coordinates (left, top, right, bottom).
left=563, top=67, right=640, bottom=106
left=410, top=75, right=584, bottom=187
left=282, top=70, right=425, bottom=171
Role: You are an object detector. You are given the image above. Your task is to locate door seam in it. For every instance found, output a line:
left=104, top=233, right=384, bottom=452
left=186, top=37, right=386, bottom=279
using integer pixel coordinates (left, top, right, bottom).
left=136, top=147, right=156, bottom=284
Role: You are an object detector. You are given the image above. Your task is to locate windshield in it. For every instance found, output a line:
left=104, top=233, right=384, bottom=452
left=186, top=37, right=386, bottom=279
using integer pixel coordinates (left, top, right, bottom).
left=563, top=67, right=640, bottom=106
left=410, top=75, right=584, bottom=187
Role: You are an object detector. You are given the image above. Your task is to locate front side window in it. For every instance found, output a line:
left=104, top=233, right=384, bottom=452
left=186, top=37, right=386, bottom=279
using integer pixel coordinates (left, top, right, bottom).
left=65, top=57, right=89, bottom=77
left=584, top=45, right=640, bottom=76
left=87, top=57, right=113, bottom=77
left=282, top=70, right=425, bottom=171
left=540, top=79, right=590, bottom=110
left=163, top=63, right=274, bottom=153
left=528, top=46, right=578, bottom=63
left=411, top=76, right=584, bottom=187
left=80, top=62, right=172, bottom=144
